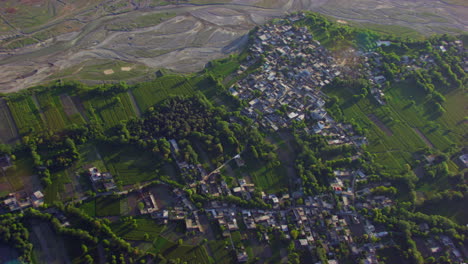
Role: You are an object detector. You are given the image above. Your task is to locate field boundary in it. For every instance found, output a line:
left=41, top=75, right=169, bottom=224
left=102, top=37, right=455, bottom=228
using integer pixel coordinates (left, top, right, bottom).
left=367, top=114, right=393, bottom=136
left=412, top=127, right=434, bottom=148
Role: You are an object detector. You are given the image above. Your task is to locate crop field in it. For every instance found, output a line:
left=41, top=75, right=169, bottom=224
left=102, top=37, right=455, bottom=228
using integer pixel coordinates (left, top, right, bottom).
left=322, top=79, right=466, bottom=172
left=59, top=94, right=86, bottom=125
left=0, top=99, right=19, bottom=145
left=43, top=170, right=72, bottom=204
left=7, top=96, right=43, bottom=135
left=111, top=218, right=166, bottom=241
left=99, top=144, right=168, bottom=186
left=132, top=75, right=195, bottom=111
left=81, top=196, right=124, bottom=217
left=35, top=91, right=70, bottom=131
left=323, top=83, right=431, bottom=171
left=436, top=89, right=467, bottom=144
left=164, top=245, right=210, bottom=264
left=208, top=240, right=235, bottom=264
left=208, top=57, right=240, bottom=79
left=83, top=92, right=137, bottom=128
left=150, top=236, right=210, bottom=264
left=2, top=156, right=34, bottom=192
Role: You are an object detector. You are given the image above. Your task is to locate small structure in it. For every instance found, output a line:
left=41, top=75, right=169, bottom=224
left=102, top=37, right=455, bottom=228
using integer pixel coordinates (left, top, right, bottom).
left=0, top=155, right=12, bottom=171
left=459, top=154, right=468, bottom=168
left=88, top=167, right=117, bottom=192
left=31, top=191, right=44, bottom=208
left=237, top=251, right=248, bottom=263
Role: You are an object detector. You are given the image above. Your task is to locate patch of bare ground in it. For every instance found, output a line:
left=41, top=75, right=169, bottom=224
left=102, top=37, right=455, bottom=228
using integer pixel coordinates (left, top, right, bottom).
left=412, top=127, right=434, bottom=148
left=59, top=93, right=83, bottom=118
left=70, top=95, right=89, bottom=121
left=367, top=113, right=393, bottom=136
left=127, top=90, right=141, bottom=117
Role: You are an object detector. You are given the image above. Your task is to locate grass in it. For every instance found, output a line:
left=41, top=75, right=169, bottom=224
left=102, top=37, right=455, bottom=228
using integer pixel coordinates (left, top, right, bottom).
left=111, top=218, right=166, bottom=241
left=43, top=170, right=72, bottom=204
left=132, top=75, right=195, bottom=112
left=98, top=143, right=168, bottom=186
left=207, top=57, right=240, bottom=80
left=80, top=197, right=96, bottom=217
left=349, top=22, right=425, bottom=40
left=417, top=196, right=468, bottom=225
left=7, top=96, right=43, bottom=135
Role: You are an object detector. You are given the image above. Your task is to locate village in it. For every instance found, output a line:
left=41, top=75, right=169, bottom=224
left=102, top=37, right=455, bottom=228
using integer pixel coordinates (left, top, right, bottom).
left=230, top=17, right=368, bottom=148
left=1, top=13, right=467, bottom=264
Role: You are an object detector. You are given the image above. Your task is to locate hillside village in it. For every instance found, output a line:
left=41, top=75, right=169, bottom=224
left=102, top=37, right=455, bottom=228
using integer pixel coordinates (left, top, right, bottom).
left=0, top=12, right=467, bottom=264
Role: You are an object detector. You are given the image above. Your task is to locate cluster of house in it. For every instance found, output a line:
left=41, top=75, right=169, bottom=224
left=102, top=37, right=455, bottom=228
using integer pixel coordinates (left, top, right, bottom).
left=230, top=17, right=367, bottom=148
left=138, top=187, right=203, bottom=234
left=88, top=167, right=117, bottom=192
left=169, top=139, right=207, bottom=184
left=416, top=234, right=466, bottom=263
left=3, top=190, right=44, bottom=212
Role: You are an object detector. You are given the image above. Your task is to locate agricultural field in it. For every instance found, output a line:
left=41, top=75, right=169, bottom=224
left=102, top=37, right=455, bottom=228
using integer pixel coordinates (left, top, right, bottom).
left=43, top=170, right=72, bottom=204
left=82, top=92, right=137, bottom=128
left=239, top=160, right=288, bottom=194
left=208, top=240, right=235, bottom=264
left=110, top=218, right=166, bottom=241
left=35, top=91, right=73, bottom=131
left=207, top=57, right=240, bottom=80
left=0, top=98, right=19, bottom=145
left=150, top=236, right=210, bottom=264
left=98, top=144, right=170, bottom=186
left=6, top=95, right=43, bottom=136
left=132, top=75, right=195, bottom=112
left=80, top=196, right=125, bottom=217
left=323, top=83, right=431, bottom=171
left=1, top=156, right=34, bottom=193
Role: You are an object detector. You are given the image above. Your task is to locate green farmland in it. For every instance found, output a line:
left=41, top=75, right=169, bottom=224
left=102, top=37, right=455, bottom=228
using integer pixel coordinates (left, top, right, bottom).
left=7, top=96, right=43, bottom=135
left=322, top=79, right=466, bottom=172
left=80, top=196, right=124, bottom=217
left=132, top=75, right=195, bottom=112
left=35, top=92, right=69, bottom=131
left=150, top=236, right=210, bottom=264
left=98, top=144, right=170, bottom=186
left=110, top=218, right=166, bottom=240
left=82, top=92, right=137, bottom=128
